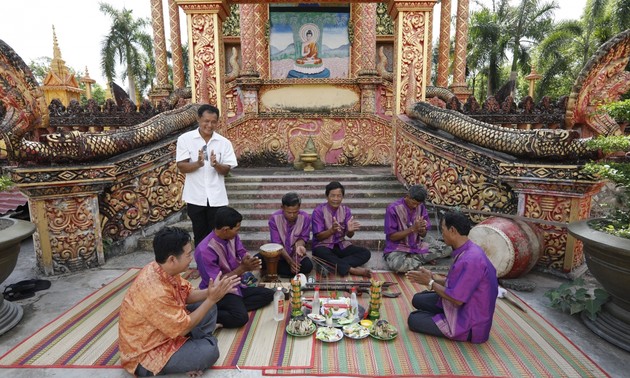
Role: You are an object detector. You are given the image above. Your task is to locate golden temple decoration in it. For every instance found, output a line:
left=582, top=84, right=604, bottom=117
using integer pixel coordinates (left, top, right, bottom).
left=42, top=26, right=82, bottom=107
left=376, top=3, right=394, bottom=36
left=222, top=4, right=241, bottom=36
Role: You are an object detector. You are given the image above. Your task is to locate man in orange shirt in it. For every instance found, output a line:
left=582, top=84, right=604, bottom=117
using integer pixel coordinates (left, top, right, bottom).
left=118, top=227, right=240, bottom=377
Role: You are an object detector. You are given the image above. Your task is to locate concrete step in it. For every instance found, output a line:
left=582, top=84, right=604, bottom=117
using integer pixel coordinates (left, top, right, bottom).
left=227, top=197, right=401, bottom=209
left=226, top=170, right=397, bottom=183
left=225, top=180, right=405, bottom=191
left=226, top=188, right=406, bottom=200
left=231, top=207, right=393, bottom=220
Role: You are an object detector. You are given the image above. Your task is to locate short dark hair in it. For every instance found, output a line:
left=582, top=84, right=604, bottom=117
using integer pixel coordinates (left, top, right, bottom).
left=325, top=181, right=345, bottom=196
left=198, top=104, right=220, bottom=118
left=215, top=206, right=243, bottom=229
left=442, top=211, right=471, bottom=236
left=153, top=227, right=191, bottom=264
left=282, top=192, right=301, bottom=207
left=408, top=185, right=427, bottom=203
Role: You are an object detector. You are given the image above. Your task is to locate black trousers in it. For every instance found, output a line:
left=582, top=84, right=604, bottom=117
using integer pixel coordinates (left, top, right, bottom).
left=187, top=203, right=224, bottom=247
left=216, top=287, right=275, bottom=328
left=407, top=291, right=446, bottom=337
left=312, top=244, right=371, bottom=276
left=256, top=254, right=314, bottom=278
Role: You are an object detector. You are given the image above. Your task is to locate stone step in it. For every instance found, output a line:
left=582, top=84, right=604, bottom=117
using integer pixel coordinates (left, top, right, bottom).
left=228, top=197, right=402, bottom=209
left=226, top=188, right=406, bottom=200
left=231, top=208, right=393, bottom=220
left=226, top=170, right=397, bottom=183
left=225, top=180, right=405, bottom=191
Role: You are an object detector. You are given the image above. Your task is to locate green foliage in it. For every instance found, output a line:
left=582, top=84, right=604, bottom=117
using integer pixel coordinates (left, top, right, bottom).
left=600, top=99, right=630, bottom=123
left=583, top=118, right=630, bottom=238
left=544, top=278, right=610, bottom=321
left=0, top=176, right=14, bottom=192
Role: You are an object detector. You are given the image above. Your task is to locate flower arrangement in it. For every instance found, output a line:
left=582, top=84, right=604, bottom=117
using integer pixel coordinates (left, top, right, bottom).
left=583, top=100, right=630, bottom=239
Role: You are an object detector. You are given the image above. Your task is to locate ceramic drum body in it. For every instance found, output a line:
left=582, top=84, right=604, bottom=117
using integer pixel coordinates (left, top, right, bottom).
left=468, top=217, right=543, bottom=278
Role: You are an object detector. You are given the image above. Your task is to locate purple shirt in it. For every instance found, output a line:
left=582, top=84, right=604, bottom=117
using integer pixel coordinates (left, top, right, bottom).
left=269, top=209, right=311, bottom=259
left=434, top=239, right=498, bottom=343
left=311, top=203, right=353, bottom=249
left=384, top=198, right=431, bottom=254
left=194, top=231, right=247, bottom=296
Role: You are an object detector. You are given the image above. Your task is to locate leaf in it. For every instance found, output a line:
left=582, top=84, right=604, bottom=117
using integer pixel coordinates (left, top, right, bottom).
left=570, top=303, right=585, bottom=315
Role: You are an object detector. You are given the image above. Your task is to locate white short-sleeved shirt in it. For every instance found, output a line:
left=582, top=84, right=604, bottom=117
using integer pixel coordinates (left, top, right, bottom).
left=176, top=129, right=238, bottom=206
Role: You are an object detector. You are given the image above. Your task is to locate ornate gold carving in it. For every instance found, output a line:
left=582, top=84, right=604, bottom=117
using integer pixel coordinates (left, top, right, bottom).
left=566, top=30, right=630, bottom=136
left=398, top=11, right=428, bottom=112
left=150, top=0, right=170, bottom=89
left=376, top=3, right=394, bottom=35
left=395, top=119, right=516, bottom=221
left=31, top=195, right=103, bottom=275
left=226, top=116, right=392, bottom=166
left=222, top=4, right=241, bottom=36
left=100, top=161, right=185, bottom=241
left=451, top=0, right=469, bottom=88
left=168, top=0, right=186, bottom=89
left=192, top=14, right=219, bottom=105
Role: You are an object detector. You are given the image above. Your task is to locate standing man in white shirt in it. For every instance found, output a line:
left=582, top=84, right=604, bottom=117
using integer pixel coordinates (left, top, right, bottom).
left=176, top=104, right=238, bottom=247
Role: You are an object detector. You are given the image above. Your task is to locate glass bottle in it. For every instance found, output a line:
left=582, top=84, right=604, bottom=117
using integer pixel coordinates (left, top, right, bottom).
left=273, top=287, right=285, bottom=321
left=311, top=286, right=320, bottom=316
left=350, top=286, right=359, bottom=321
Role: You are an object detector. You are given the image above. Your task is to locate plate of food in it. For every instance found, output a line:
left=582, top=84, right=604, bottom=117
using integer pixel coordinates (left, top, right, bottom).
left=307, top=313, right=326, bottom=323
left=286, top=317, right=316, bottom=337
left=342, top=323, right=370, bottom=340
left=321, top=298, right=350, bottom=318
left=369, top=319, right=398, bottom=341
left=316, top=326, right=344, bottom=342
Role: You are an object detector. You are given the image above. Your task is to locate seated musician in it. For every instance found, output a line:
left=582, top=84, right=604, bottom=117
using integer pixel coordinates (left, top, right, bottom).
left=406, top=211, right=498, bottom=343
left=383, top=184, right=451, bottom=272
left=194, top=207, right=275, bottom=328
left=296, top=29, right=323, bottom=65
left=311, top=181, right=371, bottom=277
left=265, top=192, right=314, bottom=277
left=118, top=227, right=241, bottom=377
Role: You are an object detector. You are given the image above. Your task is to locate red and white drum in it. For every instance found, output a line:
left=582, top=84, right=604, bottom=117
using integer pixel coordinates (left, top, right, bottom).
left=468, top=217, right=543, bottom=278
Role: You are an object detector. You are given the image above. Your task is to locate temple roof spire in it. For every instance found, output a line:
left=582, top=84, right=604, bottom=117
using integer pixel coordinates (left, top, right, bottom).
left=50, top=25, right=70, bottom=79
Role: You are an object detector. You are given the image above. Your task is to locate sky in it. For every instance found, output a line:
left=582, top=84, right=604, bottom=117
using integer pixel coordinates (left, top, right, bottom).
left=0, top=0, right=587, bottom=88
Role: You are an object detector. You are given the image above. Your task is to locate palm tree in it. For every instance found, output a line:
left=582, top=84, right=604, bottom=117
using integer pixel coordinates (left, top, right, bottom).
left=468, top=0, right=511, bottom=98
left=99, top=2, right=154, bottom=102
left=507, top=0, right=557, bottom=86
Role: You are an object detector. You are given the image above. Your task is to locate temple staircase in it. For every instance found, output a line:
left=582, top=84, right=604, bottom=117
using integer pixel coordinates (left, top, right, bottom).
left=138, top=166, right=441, bottom=270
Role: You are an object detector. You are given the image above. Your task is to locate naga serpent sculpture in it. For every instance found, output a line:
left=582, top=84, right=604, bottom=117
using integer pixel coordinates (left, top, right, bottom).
left=406, top=102, right=593, bottom=161
left=0, top=39, right=200, bottom=164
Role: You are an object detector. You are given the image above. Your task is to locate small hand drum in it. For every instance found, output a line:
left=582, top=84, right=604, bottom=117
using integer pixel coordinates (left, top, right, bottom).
left=259, top=243, right=283, bottom=282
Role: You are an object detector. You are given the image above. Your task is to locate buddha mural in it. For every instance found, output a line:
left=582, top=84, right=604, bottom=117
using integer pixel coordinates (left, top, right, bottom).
left=296, top=29, right=322, bottom=65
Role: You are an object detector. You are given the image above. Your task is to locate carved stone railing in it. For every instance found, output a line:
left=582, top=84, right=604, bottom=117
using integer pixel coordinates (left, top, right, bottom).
left=393, top=115, right=602, bottom=276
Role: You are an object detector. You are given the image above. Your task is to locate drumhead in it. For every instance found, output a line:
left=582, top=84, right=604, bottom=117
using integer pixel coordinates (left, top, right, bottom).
left=260, top=243, right=283, bottom=252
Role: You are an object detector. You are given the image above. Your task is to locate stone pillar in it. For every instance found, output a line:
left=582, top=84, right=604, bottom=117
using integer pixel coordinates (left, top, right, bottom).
left=351, top=3, right=377, bottom=78
left=150, top=0, right=173, bottom=103
left=500, top=164, right=605, bottom=274
left=168, top=0, right=186, bottom=89
left=9, top=167, right=113, bottom=276
left=176, top=0, right=229, bottom=119
left=436, top=0, right=451, bottom=88
left=449, top=0, right=471, bottom=101
left=388, top=0, right=437, bottom=115
left=240, top=4, right=269, bottom=79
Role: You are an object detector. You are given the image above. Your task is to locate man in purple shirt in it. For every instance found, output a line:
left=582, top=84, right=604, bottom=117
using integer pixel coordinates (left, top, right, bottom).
left=384, top=185, right=451, bottom=272
left=406, top=211, right=498, bottom=343
left=312, top=181, right=371, bottom=277
left=266, top=192, right=313, bottom=277
left=194, top=207, right=275, bottom=328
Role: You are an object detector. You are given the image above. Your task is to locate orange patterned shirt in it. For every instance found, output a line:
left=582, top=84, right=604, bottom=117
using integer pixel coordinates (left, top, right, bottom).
left=118, top=262, right=193, bottom=375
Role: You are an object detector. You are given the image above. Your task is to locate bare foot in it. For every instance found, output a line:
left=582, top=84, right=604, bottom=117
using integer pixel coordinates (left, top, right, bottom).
left=349, top=267, right=372, bottom=277
left=187, top=369, right=204, bottom=377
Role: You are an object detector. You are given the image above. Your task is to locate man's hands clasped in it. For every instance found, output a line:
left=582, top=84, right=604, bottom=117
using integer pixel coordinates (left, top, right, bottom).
left=207, top=272, right=241, bottom=302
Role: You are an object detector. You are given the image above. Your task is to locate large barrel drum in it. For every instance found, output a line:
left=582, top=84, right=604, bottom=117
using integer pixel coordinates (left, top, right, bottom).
left=468, top=217, right=543, bottom=278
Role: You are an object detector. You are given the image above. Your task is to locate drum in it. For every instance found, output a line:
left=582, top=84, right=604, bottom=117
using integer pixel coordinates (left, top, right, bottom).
left=259, top=243, right=283, bottom=282
left=468, top=217, right=543, bottom=278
